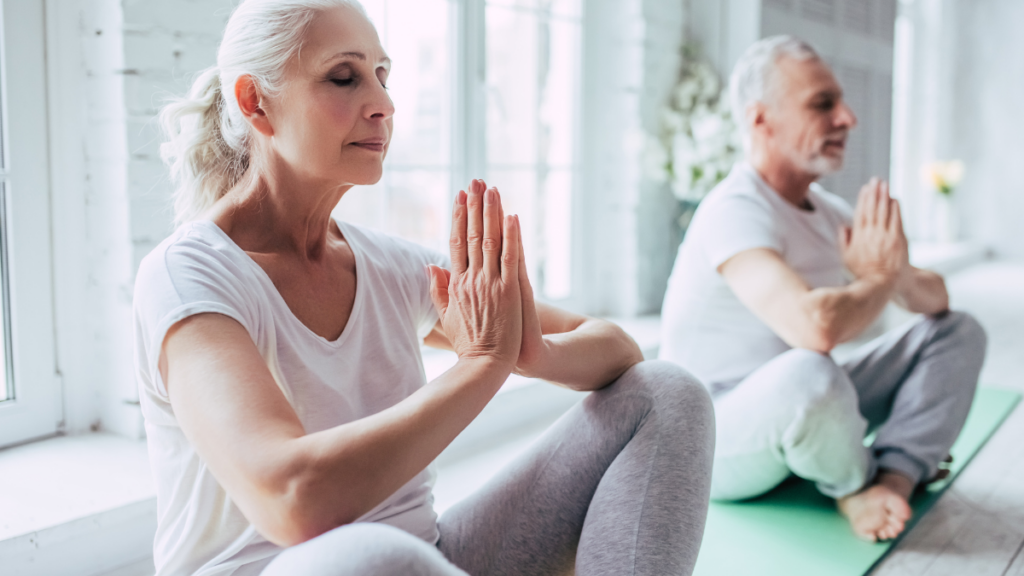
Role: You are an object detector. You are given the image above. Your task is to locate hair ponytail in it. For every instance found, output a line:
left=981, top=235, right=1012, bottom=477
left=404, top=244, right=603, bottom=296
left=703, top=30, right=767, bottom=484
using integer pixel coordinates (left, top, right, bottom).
left=159, top=66, right=249, bottom=226
left=158, top=0, right=368, bottom=227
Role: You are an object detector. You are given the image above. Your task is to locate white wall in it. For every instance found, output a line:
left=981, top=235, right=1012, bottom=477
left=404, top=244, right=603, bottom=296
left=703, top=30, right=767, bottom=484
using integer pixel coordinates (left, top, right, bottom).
left=581, top=0, right=687, bottom=316
left=47, top=0, right=232, bottom=436
left=889, top=0, right=1024, bottom=255
left=947, top=0, right=1024, bottom=257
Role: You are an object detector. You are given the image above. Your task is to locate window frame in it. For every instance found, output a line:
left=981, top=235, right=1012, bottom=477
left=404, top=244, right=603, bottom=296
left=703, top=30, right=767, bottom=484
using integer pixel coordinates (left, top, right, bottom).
left=0, top=0, right=62, bottom=448
left=453, top=0, right=587, bottom=313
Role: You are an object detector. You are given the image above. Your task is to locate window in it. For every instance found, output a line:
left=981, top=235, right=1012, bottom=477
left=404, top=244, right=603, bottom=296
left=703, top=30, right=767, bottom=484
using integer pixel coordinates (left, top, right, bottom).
left=335, top=0, right=583, bottom=305
left=0, top=0, right=61, bottom=447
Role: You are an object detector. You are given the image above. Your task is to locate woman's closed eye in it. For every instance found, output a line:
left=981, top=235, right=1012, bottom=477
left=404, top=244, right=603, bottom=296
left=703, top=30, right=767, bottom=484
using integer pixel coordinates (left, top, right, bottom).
left=330, top=73, right=388, bottom=90
left=330, top=73, right=356, bottom=87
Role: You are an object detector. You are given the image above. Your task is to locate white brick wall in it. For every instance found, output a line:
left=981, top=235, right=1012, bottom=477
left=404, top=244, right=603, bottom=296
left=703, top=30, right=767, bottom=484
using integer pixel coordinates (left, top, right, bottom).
left=120, top=0, right=234, bottom=270
left=49, top=0, right=232, bottom=436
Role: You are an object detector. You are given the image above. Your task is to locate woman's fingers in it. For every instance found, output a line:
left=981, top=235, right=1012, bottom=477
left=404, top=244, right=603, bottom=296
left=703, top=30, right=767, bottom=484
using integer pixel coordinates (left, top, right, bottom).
left=482, top=188, right=503, bottom=275
left=466, top=180, right=485, bottom=270
left=517, top=215, right=541, bottom=334
left=500, top=213, right=520, bottom=285
left=449, top=190, right=468, bottom=275
left=426, top=265, right=450, bottom=320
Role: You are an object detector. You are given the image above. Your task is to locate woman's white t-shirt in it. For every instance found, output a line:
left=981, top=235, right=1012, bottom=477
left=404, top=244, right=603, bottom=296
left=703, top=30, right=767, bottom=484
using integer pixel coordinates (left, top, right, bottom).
left=133, top=219, right=449, bottom=576
left=658, top=162, right=854, bottom=392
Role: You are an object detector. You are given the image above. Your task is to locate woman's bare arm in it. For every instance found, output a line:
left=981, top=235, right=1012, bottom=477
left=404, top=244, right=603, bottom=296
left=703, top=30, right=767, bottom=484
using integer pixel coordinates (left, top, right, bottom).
left=162, top=315, right=510, bottom=547
left=425, top=227, right=642, bottom=391
left=163, top=181, right=522, bottom=547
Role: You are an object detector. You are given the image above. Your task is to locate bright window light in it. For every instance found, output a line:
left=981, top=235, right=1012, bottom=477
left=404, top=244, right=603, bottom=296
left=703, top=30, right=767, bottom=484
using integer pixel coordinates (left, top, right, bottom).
left=335, top=0, right=581, bottom=302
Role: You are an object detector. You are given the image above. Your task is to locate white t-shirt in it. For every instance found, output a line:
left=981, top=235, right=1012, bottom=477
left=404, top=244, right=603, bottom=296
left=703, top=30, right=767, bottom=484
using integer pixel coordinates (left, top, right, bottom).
left=133, top=219, right=449, bottom=576
left=658, top=162, right=854, bottom=392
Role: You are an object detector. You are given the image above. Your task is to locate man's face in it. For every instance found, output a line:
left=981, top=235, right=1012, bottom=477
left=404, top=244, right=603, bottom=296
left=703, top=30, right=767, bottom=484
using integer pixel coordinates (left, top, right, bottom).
left=758, top=56, right=857, bottom=176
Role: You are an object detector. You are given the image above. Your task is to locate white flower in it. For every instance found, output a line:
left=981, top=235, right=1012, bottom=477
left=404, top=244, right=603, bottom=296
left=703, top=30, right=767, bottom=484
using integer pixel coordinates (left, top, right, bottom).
left=674, top=83, right=699, bottom=112
left=654, top=45, right=741, bottom=211
left=671, top=133, right=698, bottom=172
left=662, top=109, right=687, bottom=133
left=696, top=63, right=721, bottom=99
left=692, top=113, right=724, bottom=148
left=671, top=175, right=693, bottom=201
left=642, top=135, right=671, bottom=183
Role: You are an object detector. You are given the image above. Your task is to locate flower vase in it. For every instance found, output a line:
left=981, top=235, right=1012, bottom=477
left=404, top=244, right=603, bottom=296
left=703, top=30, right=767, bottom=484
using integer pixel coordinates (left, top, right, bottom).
left=934, top=195, right=959, bottom=243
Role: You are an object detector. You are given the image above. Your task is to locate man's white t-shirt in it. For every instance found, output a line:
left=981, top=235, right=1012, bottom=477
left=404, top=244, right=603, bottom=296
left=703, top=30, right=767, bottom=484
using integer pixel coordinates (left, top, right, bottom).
left=133, top=219, right=449, bottom=576
left=659, top=162, right=854, bottom=393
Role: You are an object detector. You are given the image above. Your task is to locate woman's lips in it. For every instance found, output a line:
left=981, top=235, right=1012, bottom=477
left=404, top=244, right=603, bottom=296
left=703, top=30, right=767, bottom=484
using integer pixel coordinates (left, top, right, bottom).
left=351, top=141, right=386, bottom=152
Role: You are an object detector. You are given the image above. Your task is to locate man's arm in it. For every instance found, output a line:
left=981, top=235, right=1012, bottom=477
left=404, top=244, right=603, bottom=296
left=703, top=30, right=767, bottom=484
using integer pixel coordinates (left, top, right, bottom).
left=721, top=248, right=897, bottom=352
left=893, top=266, right=949, bottom=315
left=719, top=178, right=909, bottom=353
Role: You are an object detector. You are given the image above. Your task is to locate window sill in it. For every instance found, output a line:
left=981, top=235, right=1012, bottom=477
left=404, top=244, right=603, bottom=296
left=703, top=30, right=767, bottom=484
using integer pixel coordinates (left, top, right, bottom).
left=0, top=433, right=156, bottom=576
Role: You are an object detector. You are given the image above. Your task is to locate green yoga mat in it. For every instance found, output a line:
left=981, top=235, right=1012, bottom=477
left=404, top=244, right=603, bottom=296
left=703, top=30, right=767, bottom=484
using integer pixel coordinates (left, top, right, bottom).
left=692, top=387, right=1021, bottom=576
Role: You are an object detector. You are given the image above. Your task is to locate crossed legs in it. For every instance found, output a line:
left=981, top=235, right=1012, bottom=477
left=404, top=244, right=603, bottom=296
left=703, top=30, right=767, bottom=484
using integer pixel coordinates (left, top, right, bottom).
left=710, top=311, right=986, bottom=540
left=261, top=361, right=715, bottom=575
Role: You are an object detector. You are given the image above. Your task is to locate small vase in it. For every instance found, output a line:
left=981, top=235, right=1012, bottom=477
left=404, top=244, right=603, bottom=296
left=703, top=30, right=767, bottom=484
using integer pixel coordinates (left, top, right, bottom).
left=933, top=195, right=959, bottom=243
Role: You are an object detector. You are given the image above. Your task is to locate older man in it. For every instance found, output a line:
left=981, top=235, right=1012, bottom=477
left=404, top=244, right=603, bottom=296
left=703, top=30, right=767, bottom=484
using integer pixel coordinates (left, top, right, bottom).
left=659, top=36, right=986, bottom=541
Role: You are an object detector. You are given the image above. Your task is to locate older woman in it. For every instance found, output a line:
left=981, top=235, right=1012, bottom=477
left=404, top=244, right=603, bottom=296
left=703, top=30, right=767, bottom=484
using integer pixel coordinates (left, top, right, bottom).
left=134, top=1, right=714, bottom=575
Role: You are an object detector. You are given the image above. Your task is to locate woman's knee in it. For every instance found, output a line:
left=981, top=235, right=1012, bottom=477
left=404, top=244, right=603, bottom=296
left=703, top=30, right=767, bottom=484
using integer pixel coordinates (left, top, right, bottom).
left=614, top=360, right=712, bottom=409
left=605, top=360, right=715, bottom=442
left=262, top=523, right=459, bottom=576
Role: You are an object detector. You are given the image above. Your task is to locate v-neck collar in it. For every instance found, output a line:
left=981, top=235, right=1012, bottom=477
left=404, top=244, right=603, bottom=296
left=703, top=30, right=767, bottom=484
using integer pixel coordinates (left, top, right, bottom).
left=192, top=218, right=366, bottom=348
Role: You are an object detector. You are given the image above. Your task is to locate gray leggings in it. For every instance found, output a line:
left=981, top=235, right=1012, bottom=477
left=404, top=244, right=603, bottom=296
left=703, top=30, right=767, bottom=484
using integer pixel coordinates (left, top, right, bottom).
left=260, top=360, right=715, bottom=576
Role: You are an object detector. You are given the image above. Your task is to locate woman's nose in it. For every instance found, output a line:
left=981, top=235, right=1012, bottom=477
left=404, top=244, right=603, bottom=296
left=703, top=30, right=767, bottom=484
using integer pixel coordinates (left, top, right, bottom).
left=367, top=83, right=395, bottom=121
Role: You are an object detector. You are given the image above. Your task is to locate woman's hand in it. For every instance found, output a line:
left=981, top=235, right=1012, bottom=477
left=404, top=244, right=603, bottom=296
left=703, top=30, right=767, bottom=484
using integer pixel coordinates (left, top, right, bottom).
left=512, top=220, right=552, bottom=378
left=428, top=180, right=522, bottom=369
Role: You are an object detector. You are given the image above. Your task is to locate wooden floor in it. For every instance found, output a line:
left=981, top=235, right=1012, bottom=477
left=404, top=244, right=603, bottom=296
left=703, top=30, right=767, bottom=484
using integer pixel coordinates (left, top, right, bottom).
left=872, top=259, right=1024, bottom=575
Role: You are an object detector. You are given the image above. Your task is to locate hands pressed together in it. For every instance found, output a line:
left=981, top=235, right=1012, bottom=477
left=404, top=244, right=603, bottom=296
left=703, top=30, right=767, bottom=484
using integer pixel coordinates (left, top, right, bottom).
left=839, top=178, right=910, bottom=286
left=427, top=179, right=548, bottom=373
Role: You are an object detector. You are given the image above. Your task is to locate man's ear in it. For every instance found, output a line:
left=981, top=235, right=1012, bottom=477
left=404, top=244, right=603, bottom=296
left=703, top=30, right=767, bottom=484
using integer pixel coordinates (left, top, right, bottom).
left=749, top=101, right=771, bottom=138
left=234, top=74, right=274, bottom=137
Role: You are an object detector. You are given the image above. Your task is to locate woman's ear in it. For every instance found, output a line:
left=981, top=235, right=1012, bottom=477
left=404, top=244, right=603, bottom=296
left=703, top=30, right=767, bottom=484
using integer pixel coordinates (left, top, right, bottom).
left=234, top=74, right=274, bottom=137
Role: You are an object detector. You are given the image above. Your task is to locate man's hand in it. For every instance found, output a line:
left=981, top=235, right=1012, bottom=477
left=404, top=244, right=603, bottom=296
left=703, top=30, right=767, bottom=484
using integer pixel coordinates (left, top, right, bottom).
left=840, top=178, right=909, bottom=286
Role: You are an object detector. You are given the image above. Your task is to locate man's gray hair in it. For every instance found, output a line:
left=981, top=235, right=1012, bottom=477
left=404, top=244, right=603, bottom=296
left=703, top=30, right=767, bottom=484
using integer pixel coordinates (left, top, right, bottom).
left=728, top=35, right=821, bottom=150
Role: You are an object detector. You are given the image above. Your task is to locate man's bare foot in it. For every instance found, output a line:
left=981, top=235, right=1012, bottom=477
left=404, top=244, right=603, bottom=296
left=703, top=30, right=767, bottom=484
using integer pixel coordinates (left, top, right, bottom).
left=837, top=471, right=915, bottom=542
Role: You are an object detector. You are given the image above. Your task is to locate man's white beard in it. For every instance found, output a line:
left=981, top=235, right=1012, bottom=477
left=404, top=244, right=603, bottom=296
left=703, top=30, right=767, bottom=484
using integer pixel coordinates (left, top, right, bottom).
left=803, top=151, right=844, bottom=178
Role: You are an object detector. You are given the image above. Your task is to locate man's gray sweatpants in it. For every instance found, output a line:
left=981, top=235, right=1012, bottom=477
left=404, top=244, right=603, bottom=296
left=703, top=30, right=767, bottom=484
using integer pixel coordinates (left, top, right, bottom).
left=710, top=311, right=987, bottom=501
left=260, top=360, right=716, bottom=576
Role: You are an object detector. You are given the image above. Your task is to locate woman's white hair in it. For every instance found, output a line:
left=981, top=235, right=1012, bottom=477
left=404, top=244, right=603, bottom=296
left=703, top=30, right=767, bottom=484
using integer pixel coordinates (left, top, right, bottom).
left=159, top=0, right=368, bottom=226
left=728, top=35, right=820, bottom=151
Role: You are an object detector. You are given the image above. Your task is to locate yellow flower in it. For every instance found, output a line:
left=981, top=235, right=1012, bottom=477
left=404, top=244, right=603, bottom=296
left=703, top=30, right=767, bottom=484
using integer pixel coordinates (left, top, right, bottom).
left=921, top=160, right=965, bottom=196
